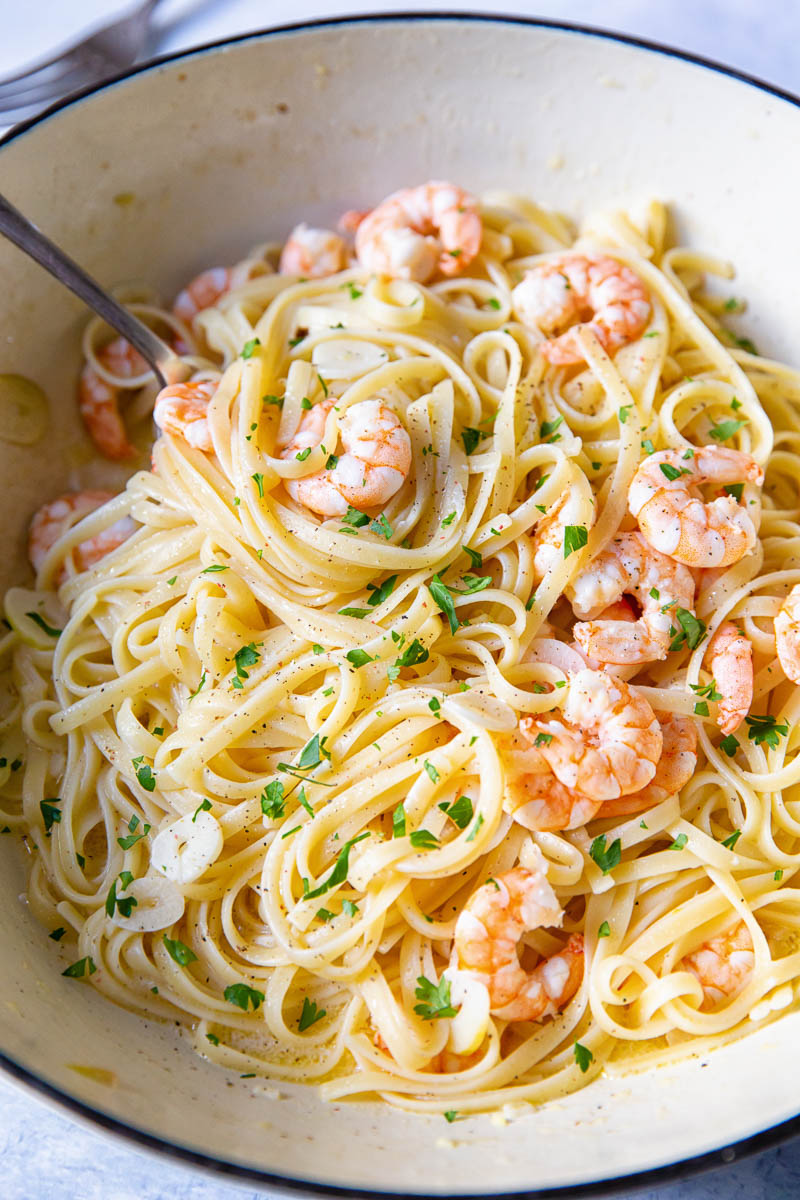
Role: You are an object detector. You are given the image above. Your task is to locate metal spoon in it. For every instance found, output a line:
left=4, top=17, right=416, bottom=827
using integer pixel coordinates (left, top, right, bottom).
left=0, top=190, right=188, bottom=387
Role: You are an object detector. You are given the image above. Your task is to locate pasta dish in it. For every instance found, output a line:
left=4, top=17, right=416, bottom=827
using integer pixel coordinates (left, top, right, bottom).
left=2, top=181, right=800, bottom=1118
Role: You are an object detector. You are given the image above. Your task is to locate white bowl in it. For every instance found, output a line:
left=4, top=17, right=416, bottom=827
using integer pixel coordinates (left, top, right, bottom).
left=1, top=15, right=800, bottom=1196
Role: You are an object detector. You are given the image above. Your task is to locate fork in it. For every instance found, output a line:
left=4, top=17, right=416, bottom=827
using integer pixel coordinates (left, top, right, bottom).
left=0, top=0, right=164, bottom=125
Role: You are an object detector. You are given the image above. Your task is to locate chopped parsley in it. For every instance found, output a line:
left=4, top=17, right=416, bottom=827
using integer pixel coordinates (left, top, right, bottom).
left=393, top=803, right=407, bottom=838
left=395, top=639, right=429, bottom=669
left=410, top=829, right=439, bottom=850
left=745, top=714, right=789, bottom=749
left=193, top=799, right=212, bottom=822
left=573, top=1041, right=593, bottom=1073
left=563, top=525, right=588, bottom=558
left=241, top=337, right=261, bottom=359
left=660, top=462, right=691, bottom=481
left=598, top=921, right=611, bottom=938
left=719, top=734, right=740, bottom=757
left=641, top=438, right=656, bottom=456
left=201, top=563, right=228, bottom=574
left=414, top=975, right=458, bottom=1020
left=441, top=511, right=457, bottom=528
left=423, top=760, right=440, bottom=783
left=49, top=927, right=66, bottom=941
left=589, top=834, right=622, bottom=875
left=721, top=830, right=742, bottom=849
left=668, top=833, right=688, bottom=851
left=117, top=813, right=150, bottom=850
left=163, top=934, right=197, bottom=966
left=724, top=482, right=745, bottom=501
left=62, top=957, right=96, bottom=979
left=252, top=472, right=265, bottom=498
left=131, top=757, right=156, bottom=792
left=534, top=732, right=552, bottom=748
left=438, top=794, right=474, bottom=830
left=299, top=997, right=326, bottom=1031
left=295, top=447, right=312, bottom=462
left=669, top=609, right=707, bottom=652
left=540, top=416, right=563, bottom=442
left=189, top=671, right=206, bottom=699
left=367, top=574, right=398, bottom=607
left=463, top=546, right=483, bottom=570
left=370, top=513, right=393, bottom=539
left=346, top=648, right=373, bottom=668
left=105, top=872, right=137, bottom=919
left=462, top=427, right=482, bottom=455
left=40, top=798, right=61, bottom=835
left=466, top=814, right=484, bottom=843
left=618, top=405, right=631, bottom=424
left=25, top=611, right=61, bottom=638
left=429, top=574, right=459, bottom=635
left=690, top=679, right=722, bottom=702
left=341, top=505, right=370, bottom=529
left=302, top=832, right=371, bottom=899
left=261, top=781, right=285, bottom=820
left=709, top=418, right=747, bottom=443
left=224, top=983, right=265, bottom=1012
left=232, top=642, right=260, bottom=689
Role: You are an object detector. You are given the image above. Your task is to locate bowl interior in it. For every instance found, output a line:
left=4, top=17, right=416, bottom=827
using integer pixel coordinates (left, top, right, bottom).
left=1, top=16, right=800, bottom=1195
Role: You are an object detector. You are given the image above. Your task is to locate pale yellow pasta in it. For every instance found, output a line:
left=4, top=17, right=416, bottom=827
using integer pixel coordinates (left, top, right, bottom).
left=2, top=193, right=800, bottom=1117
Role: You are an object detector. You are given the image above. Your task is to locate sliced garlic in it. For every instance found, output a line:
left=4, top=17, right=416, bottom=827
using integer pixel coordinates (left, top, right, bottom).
left=311, top=338, right=389, bottom=381
left=113, top=874, right=185, bottom=932
left=445, top=968, right=490, bottom=1054
left=151, top=810, right=223, bottom=883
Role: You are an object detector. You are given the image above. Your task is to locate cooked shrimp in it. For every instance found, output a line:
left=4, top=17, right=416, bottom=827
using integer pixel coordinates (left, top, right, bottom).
left=500, top=725, right=604, bottom=831
left=281, top=398, right=412, bottom=517
left=354, top=181, right=482, bottom=283
left=28, top=491, right=135, bottom=578
left=520, top=669, right=662, bottom=801
left=775, top=583, right=800, bottom=684
left=706, top=622, right=753, bottom=735
left=153, top=380, right=217, bottom=452
left=78, top=336, right=149, bottom=460
left=172, top=267, right=235, bottom=324
left=629, top=446, right=764, bottom=568
left=279, top=224, right=347, bottom=277
left=598, top=714, right=697, bottom=818
left=569, top=531, right=696, bottom=664
left=512, top=254, right=651, bottom=365
left=451, top=866, right=584, bottom=1021
left=683, top=920, right=754, bottom=1007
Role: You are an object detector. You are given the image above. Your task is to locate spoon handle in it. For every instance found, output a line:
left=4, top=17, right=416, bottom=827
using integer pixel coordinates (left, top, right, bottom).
left=0, top=191, right=187, bottom=388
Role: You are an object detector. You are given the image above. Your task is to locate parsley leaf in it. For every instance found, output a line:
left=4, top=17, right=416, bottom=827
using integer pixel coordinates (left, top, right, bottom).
left=563, top=525, right=588, bottom=558
left=62, top=957, right=96, bottom=979
left=573, top=1041, right=593, bottom=1073
left=261, top=780, right=285, bottom=820
left=193, top=799, right=212, bottom=823
left=252, top=472, right=265, bottom=498
left=660, top=462, right=691, bottom=481
left=589, top=834, right=622, bottom=875
left=346, top=648, right=373, bottom=668
left=719, top=734, right=740, bottom=757
left=724, top=482, right=744, bottom=501
left=462, top=427, right=482, bottom=455
left=598, top=921, right=611, bottom=938
left=367, top=574, right=398, bottom=607
left=540, top=416, right=563, bottom=442
left=241, top=337, right=261, bottom=359
left=370, top=513, right=393, bottom=539
left=430, top=575, right=459, bottom=634
left=721, top=830, right=742, bottom=849
left=303, top=832, right=370, bottom=899
left=745, top=714, right=789, bottom=749
left=25, top=611, right=61, bottom=637
left=299, top=997, right=326, bottom=1031
left=668, top=833, right=688, bottom=851
left=40, top=799, right=61, bottom=835
left=163, top=934, right=197, bottom=966
left=409, top=829, right=439, bottom=850
left=413, top=975, right=458, bottom=1020
left=131, top=756, right=156, bottom=792
left=439, top=794, right=473, bottom=830
left=423, top=760, right=440, bottom=783
left=392, top=803, right=407, bottom=838
left=224, top=983, right=265, bottom=1011
left=669, top=609, right=707, bottom=652
left=463, top=546, right=483, bottom=570
left=709, top=418, right=747, bottom=443
left=342, top=506, right=370, bottom=528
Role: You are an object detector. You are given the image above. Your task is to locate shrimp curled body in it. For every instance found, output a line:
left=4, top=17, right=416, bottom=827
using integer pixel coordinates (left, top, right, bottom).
left=683, top=920, right=754, bottom=1007
left=354, top=181, right=482, bottom=283
left=153, top=380, right=218, bottom=452
left=775, top=583, right=800, bottom=684
left=451, top=866, right=584, bottom=1021
left=520, top=669, right=662, bottom=802
left=281, top=398, right=412, bottom=517
left=598, top=714, right=698, bottom=818
left=569, top=532, right=696, bottom=664
left=512, top=254, right=651, bottom=365
left=279, top=224, right=347, bottom=278
left=78, top=336, right=149, bottom=460
left=628, top=446, right=764, bottom=568
left=28, top=491, right=135, bottom=579
left=706, top=622, right=753, bottom=735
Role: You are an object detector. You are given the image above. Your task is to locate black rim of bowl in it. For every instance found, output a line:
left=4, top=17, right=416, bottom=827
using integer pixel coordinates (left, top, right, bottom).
left=1, top=11, right=799, bottom=1198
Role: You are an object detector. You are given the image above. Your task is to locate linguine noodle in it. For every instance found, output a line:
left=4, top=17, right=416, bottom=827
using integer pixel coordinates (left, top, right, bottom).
left=2, top=191, right=800, bottom=1116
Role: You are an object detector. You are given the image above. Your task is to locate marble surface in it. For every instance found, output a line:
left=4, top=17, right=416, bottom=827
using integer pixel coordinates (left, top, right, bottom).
left=1, top=1, right=800, bottom=1197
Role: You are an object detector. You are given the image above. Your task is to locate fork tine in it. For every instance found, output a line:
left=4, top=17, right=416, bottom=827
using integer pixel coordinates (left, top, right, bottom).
left=0, top=61, right=93, bottom=108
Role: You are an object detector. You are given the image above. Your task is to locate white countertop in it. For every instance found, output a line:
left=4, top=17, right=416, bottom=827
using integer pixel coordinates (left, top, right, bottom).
left=1, top=2, right=799, bottom=1197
